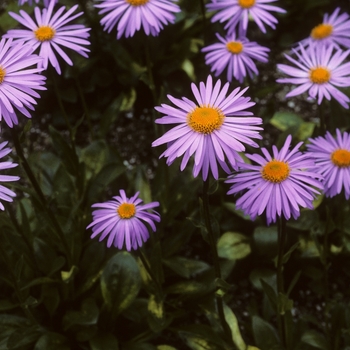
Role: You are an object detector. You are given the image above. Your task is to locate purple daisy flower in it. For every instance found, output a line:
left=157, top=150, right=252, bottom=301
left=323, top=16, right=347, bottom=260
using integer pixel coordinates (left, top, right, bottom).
left=307, top=129, right=350, bottom=199
left=95, top=0, right=180, bottom=39
left=5, top=0, right=91, bottom=75
left=226, top=135, right=323, bottom=224
left=87, top=190, right=160, bottom=251
left=0, top=38, right=46, bottom=128
left=206, top=0, right=286, bottom=34
left=0, top=141, right=20, bottom=211
left=299, top=7, right=350, bottom=50
left=18, top=0, right=57, bottom=6
left=152, top=75, right=263, bottom=181
left=277, top=43, right=350, bottom=109
left=202, top=32, right=270, bottom=83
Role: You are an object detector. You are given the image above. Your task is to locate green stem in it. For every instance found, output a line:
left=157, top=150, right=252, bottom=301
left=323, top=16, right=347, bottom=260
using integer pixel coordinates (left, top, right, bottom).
left=137, top=248, right=162, bottom=297
left=0, top=241, right=39, bottom=325
left=277, top=216, right=287, bottom=349
left=74, top=74, right=94, bottom=140
left=10, top=128, right=73, bottom=268
left=51, top=71, right=76, bottom=153
left=202, top=179, right=236, bottom=349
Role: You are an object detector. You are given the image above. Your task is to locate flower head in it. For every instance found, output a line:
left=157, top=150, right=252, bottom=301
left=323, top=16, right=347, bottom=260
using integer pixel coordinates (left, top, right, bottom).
left=95, top=0, right=180, bottom=39
left=299, top=7, right=350, bottom=50
left=152, top=75, right=262, bottom=180
left=307, top=129, right=350, bottom=199
left=202, top=32, right=270, bottom=83
left=0, top=38, right=46, bottom=127
left=206, top=0, right=286, bottom=34
left=87, top=190, right=160, bottom=251
left=0, top=141, right=20, bottom=211
left=6, top=0, right=91, bottom=74
left=226, top=135, right=323, bottom=224
left=277, top=43, right=350, bottom=108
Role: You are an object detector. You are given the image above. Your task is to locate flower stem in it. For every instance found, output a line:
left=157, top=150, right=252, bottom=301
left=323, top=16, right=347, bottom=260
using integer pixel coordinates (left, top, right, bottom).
left=10, top=127, right=73, bottom=268
left=138, top=248, right=162, bottom=297
left=277, top=216, right=288, bottom=349
left=202, top=179, right=236, bottom=349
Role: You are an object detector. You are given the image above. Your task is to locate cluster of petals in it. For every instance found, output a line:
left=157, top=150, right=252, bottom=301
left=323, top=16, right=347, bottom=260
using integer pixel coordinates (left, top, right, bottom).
left=202, top=31, right=270, bottom=83
left=298, top=7, right=350, bottom=50
left=87, top=190, right=160, bottom=251
left=95, top=0, right=180, bottom=39
left=226, top=135, right=323, bottom=224
left=0, top=141, right=20, bottom=211
left=152, top=75, right=262, bottom=181
left=0, top=38, right=46, bottom=127
left=307, top=129, right=350, bottom=200
left=277, top=43, right=350, bottom=109
left=6, top=0, right=91, bottom=75
left=206, top=0, right=286, bottom=34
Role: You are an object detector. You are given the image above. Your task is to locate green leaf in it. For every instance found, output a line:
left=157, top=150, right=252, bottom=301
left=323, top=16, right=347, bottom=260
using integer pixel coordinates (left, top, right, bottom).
left=223, top=304, right=247, bottom=350
left=260, top=279, right=277, bottom=312
left=301, top=330, right=327, bottom=350
left=217, top=232, right=251, bottom=260
left=80, top=140, right=108, bottom=176
left=253, top=226, right=278, bottom=257
left=100, top=252, right=141, bottom=316
left=166, top=281, right=209, bottom=295
left=223, top=202, right=252, bottom=220
left=63, top=298, right=99, bottom=330
left=252, top=316, right=280, bottom=350
left=270, top=112, right=302, bottom=132
left=34, top=332, right=69, bottom=350
left=89, top=333, right=119, bottom=350
left=163, top=256, right=210, bottom=279
left=7, top=326, right=40, bottom=349
left=277, top=293, right=293, bottom=315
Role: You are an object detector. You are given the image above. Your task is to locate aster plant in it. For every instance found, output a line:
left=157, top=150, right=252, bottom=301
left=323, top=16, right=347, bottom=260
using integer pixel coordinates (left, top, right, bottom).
left=202, top=32, right=270, bottom=83
left=298, top=7, right=350, bottom=50
left=307, top=129, right=350, bottom=200
left=6, top=0, right=91, bottom=75
left=95, top=0, right=181, bottom=39
left=226, top=135, right=323, bottom=224
left=152, top=75, right=262, bottom=181
left=0, top=141, right=20, bottom=211
left=206, top=0, right=286, bottom=34
left=87, top=190, right=160, bottom=251
left=277, top=43, right=350, bottom=109
left=0, top=38, right=46, bottom=127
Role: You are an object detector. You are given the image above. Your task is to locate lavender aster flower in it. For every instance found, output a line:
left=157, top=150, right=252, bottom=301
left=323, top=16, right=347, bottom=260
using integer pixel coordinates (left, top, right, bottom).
left=307, top=129, right=350, bottom=199
left=152, top=75, right=262, bottom=180
left=87, top=190, right=160, bottom=251
left=299, top=7, right=350, bottom=50
left=0, top=38, right=46, bottom=127
left=0, top=141, right=20, bottom=211
left=6, top=0, right=91, bottom=75
left=277, top=43, right=350, bottom=109
left=202, top=32, right=270, bottom=83
left=206, top=0, right=286, bottom=34
left=95, top=0, right=180, bottom=39
left=226, top=135, right=323, bottom=224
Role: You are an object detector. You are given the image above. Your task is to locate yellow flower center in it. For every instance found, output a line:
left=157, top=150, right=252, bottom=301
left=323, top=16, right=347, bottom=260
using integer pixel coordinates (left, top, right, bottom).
left=331, top=149, right=350, bottom=167
left=125, top=0, right=149, bottom=6
left=0, top=66, right=5, bottom=84
left=309, top=67, right=331, bottom=84
left=238, top=0, right=255, bottom=9
left=34, top=26, right=56, bottom=42
left=226, top=41, right=244, bottom=54
left=311, top=23, right=333, bottom=40
left=262, top=160, right=290, bottom=183
left=187, top=106, right=225, bottom=134
left=117, top=203, right=136, bottom=219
